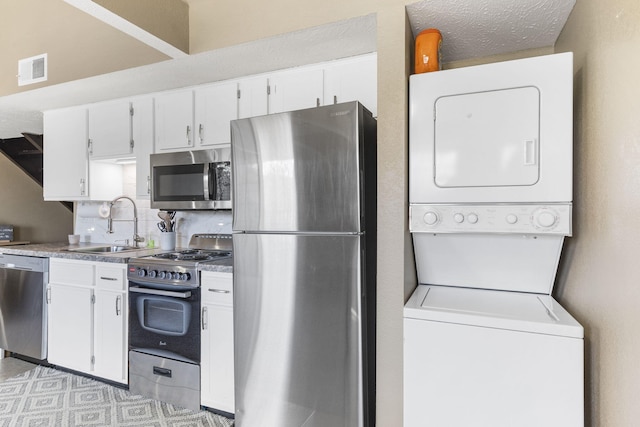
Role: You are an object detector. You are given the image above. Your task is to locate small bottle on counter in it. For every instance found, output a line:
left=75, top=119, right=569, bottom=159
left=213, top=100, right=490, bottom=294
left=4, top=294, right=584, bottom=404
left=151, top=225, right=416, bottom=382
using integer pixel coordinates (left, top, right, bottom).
left=414, top=28, right=442, bottom=74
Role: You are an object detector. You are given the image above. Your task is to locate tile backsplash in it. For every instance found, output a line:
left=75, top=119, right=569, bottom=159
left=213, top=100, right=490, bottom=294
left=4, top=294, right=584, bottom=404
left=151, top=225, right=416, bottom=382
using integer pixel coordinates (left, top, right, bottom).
left=74, top=165, right=232, bottom=249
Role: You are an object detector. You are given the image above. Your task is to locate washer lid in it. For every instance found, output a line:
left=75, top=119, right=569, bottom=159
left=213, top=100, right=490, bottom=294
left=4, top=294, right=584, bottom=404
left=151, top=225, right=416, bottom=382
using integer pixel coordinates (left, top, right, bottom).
left=404, top=285, right=583, bottom=338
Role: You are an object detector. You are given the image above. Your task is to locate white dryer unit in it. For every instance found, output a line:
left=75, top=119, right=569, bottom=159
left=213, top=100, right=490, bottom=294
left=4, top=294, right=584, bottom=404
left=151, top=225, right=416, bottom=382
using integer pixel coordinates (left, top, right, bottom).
left=409, top=52, right=573, bottom=204
left=405, top=53, right=584, bottom=427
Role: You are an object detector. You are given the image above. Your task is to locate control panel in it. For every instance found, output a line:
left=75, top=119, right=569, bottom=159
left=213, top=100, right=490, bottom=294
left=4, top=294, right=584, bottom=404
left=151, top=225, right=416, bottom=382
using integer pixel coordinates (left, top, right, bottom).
left=410, top=203, right=572, bottom=235
left=127, top=264, right=198, bottom=287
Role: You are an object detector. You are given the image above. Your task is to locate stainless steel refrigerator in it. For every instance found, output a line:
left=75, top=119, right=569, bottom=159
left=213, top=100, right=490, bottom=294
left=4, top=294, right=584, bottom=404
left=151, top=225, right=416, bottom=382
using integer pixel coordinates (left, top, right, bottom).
left=231, top=101, right=376, bottom=427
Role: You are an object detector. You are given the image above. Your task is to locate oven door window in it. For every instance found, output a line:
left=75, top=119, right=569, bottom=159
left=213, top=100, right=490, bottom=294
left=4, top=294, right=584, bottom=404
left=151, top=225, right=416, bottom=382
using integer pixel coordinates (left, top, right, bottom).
left=153, top=164, right=207, bottom=201
left=137, top=296, right=191, bottom=336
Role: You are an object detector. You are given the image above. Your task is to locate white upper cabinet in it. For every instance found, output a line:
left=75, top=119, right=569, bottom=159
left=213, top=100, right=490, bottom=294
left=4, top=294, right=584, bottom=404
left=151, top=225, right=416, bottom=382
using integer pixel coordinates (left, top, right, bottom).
left=154, top=89, right=195, bottom=152
left=132, top=96, right=154, bottom=198
left=195, top=81, right=239, bottom=147
left=324, top=53, right=377, bottom=117
left=238, top=76, right=268, bottom=119
left=268, top=67, right=324, bottom=114
left=43, top=107, right=89, bottom=201
left=88, top=100, right=133, bottom=158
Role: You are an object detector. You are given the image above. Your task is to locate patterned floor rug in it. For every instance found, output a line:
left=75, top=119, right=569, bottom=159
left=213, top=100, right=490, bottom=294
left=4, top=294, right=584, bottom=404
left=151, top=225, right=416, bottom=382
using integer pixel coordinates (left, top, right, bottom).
left=0, top=365, right=234, bottom=426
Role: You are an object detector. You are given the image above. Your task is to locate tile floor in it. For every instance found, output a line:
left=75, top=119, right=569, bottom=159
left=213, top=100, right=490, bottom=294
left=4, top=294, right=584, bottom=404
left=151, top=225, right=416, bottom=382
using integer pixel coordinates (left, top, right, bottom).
left=0, top=356, right=36, bottom=382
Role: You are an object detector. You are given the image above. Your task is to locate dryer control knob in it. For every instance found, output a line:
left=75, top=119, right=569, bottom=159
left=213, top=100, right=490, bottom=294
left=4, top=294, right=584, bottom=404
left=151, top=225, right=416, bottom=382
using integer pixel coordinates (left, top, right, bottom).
left=453, top=213, right=464, bottom=223
left=534, top=209, right=558, bottom=228
left=423, top=211, right=439, bottom=226
left=506, top=214, right=518, bottom=224
left=467, top=213, right=478, bottom=224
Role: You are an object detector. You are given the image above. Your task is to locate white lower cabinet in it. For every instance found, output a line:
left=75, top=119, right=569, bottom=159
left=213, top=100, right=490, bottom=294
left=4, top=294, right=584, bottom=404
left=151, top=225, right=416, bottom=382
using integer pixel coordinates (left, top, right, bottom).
left=47, top=258, right=128, bottom=384
left=201, top=271, right=234, bottom=413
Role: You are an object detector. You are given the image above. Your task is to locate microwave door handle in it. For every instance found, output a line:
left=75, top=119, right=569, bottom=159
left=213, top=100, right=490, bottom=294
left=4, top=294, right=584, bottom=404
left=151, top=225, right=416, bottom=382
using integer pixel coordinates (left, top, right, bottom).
left=203, top=163, right=211, bottom=201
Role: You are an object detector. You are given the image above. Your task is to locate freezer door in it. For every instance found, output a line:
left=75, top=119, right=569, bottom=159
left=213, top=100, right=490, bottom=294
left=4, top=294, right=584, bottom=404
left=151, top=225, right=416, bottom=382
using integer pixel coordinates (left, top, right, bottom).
left=233, top=233, right=372, bottom=427
left=231, top=102, right=376, bottom=233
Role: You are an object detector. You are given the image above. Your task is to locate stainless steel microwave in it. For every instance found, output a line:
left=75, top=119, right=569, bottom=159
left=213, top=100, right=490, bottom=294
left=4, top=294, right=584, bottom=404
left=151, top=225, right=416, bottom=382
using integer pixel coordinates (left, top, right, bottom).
left=150, top=148, right=231, bottom=210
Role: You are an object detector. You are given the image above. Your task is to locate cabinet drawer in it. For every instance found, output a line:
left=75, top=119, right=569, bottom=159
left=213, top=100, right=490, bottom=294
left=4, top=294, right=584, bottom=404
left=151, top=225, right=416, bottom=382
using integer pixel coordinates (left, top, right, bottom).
left=96, top=263, right=126, bottom=291
left=201, top=271, right=233, bottom=305
left=50, top=258, right=94, bottom=286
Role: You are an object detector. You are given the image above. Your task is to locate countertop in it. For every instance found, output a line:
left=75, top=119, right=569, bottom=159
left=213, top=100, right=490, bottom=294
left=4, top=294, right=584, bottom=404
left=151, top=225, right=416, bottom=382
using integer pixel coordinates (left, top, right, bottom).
left=0, top=242, right=233, bottom=273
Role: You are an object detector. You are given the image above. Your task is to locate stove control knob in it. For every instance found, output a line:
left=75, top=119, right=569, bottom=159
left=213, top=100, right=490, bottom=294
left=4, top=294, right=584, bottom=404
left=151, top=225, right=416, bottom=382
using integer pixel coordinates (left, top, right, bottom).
left=181, top=273, right=191, bottom=281
left=159, top=271, right=167, bottom=279
left=137, top=268, right=147, bottom=278
left=168, top=272, right=177, bottom=280
left=148, top=270, right=157, bottom=278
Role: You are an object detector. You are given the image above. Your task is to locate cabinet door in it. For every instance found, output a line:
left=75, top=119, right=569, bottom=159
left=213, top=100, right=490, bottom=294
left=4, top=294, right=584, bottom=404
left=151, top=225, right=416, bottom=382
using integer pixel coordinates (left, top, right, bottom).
left=201, top=302, right=235, bottom=413
left=94, top=289, right=127, bottom=383
left=47, top=284, right=93, bottom=373
left=155, top=89, right=195, bottom=151
left=238, top=76, right=268, bottom=119
left=88, top=100, right=133, bottom=158
left=268, top=68, right=324, bottom=114
left=43, top=108, right=89, bottom=200
left=132, top=96, right=154, bottom=198
left=195, top=81, right=238, bottom=147
left=323, top=53, right=377, bottom=117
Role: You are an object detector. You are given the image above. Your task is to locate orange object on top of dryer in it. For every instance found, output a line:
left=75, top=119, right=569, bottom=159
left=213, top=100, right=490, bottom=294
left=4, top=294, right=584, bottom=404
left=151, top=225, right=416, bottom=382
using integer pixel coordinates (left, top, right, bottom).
left=414, top=28, right=442, bottom=74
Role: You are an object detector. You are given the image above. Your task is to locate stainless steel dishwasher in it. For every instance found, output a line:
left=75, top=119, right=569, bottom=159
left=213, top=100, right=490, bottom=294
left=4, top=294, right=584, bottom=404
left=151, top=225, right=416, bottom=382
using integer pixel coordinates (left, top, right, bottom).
left=0, top=253, right=48, bottom=360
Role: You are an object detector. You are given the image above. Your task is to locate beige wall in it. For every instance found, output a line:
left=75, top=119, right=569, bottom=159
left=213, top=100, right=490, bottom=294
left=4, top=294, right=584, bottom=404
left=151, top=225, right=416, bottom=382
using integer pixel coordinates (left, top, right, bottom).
left=0, top=154, right=72, bottom=243
left=0, top=0, right=169, bottom=97
left=555, top=0, right=640, bottom=425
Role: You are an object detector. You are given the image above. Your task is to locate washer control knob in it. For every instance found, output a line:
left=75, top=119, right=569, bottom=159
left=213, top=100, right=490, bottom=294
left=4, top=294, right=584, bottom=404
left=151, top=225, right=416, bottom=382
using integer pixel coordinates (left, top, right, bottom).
left=506, top=214, right=518, bottom=224
left=467, top=213, right=478, bottom=224
left=453, top=213, right=464, bottom=223
left=423, top=211, right=439, bottom=226
left=533, top=208, right=559, bottom=229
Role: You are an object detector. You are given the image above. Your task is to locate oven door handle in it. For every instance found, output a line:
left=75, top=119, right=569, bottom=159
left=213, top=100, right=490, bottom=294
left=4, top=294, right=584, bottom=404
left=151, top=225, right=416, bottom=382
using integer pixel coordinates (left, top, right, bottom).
left=129, top=286, right=192, bottom=299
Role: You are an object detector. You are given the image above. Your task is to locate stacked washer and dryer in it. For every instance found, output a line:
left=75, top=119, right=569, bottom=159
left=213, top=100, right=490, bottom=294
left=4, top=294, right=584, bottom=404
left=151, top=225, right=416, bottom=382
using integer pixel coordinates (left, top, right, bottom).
left=404, top=53, right=584, bottom=426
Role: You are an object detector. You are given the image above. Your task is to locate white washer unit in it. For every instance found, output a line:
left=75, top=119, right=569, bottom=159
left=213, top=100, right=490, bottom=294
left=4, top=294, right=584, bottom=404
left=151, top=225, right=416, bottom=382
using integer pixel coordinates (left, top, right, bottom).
left=405, top=53, right=584, bottom=427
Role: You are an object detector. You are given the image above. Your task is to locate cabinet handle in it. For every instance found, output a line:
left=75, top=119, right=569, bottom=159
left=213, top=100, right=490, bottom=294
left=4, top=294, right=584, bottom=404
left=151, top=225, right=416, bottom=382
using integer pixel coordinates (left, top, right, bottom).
left=316, top=97, right=320, bottom=107
left=46, top=288, right=51, bottom=304
left=199, top=124, right=204, bottom=142
left=208, top=288, right=230, bottom=294
left=186, top=125, right=192, bottom=144
left=100, top=276, right=118, bottom=281
left=80, top=178, right=86, bottom=196
left=334, top=95, right=338, bottom=104
left=202, top=306, right=208, bottom=330
left=88, top=138, right=93, bottom=155
left=147, top=176, right=151, bottom=195
left=115, top=295, right=121, bottom=316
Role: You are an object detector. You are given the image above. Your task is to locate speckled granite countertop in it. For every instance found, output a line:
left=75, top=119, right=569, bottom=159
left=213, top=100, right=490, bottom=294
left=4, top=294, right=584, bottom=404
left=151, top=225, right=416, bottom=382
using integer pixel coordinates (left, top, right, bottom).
left=0, top=242, right=233, bottom=273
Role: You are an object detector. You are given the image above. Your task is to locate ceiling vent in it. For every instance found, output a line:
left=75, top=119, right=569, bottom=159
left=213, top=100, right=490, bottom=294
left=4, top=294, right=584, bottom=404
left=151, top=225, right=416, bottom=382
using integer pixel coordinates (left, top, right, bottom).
left=18, top=53, right=48, bottom=86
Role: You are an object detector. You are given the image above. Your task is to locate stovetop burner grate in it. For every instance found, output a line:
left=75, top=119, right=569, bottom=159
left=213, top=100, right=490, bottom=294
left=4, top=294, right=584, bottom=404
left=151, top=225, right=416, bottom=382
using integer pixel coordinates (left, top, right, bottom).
left=153, top=250, right=231, bottom=262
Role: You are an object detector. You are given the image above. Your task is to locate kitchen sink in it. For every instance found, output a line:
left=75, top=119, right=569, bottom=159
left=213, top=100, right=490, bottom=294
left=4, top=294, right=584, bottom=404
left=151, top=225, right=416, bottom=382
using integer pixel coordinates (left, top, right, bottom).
left=66, top=245, right=140, bottom=254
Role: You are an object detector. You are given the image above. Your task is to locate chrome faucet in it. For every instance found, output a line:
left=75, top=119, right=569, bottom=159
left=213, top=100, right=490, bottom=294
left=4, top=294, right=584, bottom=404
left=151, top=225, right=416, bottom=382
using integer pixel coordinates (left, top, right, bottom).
left=107, top=196, right=145, bottom=248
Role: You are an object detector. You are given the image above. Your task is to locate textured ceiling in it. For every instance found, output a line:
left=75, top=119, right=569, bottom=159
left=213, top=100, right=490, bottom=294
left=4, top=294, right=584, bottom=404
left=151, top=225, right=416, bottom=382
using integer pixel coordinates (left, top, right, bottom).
left=406, top=0, right=576, bottom=63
